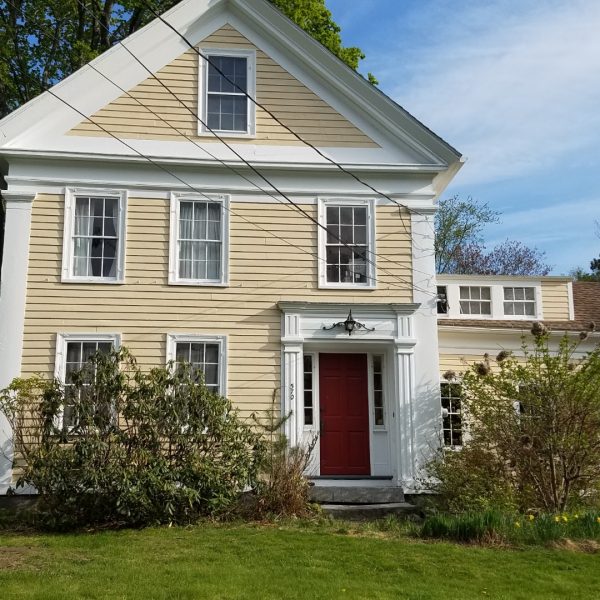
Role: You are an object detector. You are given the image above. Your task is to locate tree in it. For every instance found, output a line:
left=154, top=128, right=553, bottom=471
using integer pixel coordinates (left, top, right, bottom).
left=428, top=326, right=600, bottom=513
left=572, top=221, right=600, bottom=281
left=435, top=195, right=552, bottom=276
left=0, top=0, right=374, bottom=119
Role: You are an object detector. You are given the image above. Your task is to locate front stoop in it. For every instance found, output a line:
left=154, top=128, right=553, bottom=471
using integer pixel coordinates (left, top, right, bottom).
left=309, top=486, right=419, bottom=520
left=320, top=502, right=418, bottom=520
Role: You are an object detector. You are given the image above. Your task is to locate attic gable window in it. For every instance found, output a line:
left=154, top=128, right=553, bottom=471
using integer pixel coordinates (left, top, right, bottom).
left=199, top=49, right=256, bottom=136
left=61, top=189, right=127, bottom=283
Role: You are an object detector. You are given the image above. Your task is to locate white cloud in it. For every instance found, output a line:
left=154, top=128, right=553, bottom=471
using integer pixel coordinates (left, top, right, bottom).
left=381, top=0, right=600, bottom=185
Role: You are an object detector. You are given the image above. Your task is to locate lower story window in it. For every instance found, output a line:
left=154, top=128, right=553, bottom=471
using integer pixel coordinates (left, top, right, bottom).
left=303, top=354, right=314, bottom=427
left=372, top=355, right=385, bottom=426
left=168, top=335, right=226, bottom=396
left=56, top=335, right=119, bottom=431
left=440, top=382, right=462, bottom=448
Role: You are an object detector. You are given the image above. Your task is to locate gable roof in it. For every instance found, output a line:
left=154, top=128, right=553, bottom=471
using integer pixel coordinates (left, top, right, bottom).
left=0, top=0, right=462, bottom=184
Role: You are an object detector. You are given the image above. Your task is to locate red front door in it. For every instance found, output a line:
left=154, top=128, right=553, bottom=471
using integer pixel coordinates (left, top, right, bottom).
left=319, top=353, right=370, bottom=476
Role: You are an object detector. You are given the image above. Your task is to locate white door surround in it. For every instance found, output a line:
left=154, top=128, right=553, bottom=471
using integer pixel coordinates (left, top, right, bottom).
left=279, top=301, right=420, bottom=488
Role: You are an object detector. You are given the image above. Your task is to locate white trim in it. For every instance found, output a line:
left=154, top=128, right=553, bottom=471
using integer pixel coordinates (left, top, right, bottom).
left=0, top=192, right=35, bottom=494
left=61, top=188, right=127, bottom=284
left=567, top=281, right=575, bottom=321
left=168, top=192, right=230, bottom=286
left=317, top=197, right=376, bottom=289
left=165, top=333, right=228, bottom=396
left=198, top=48, right=256, bottom=138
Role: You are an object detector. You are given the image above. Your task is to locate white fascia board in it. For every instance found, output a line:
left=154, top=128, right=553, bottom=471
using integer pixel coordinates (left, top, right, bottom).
left=436, top=274, right=573, bottom=284
left=0, top=0, right=224, bottom=148
left=230, top=0, right=462, bottom=167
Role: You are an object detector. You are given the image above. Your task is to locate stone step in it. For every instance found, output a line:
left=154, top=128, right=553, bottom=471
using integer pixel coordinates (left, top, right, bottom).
left=320, top=502, right=418, bottom=521
left=309, top=485, right=405, bottom=505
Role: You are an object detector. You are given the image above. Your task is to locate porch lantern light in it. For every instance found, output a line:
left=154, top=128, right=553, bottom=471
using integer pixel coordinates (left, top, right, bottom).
left=322, top=309, right=375, bottom=336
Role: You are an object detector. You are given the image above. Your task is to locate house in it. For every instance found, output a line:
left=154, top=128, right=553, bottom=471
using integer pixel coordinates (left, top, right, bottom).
left=436, top=277, right=599, bottom=448
left=0, top=0, right=592, bottom=498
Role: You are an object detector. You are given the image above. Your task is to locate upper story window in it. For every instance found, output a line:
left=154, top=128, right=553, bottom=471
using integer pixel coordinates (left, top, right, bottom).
left=459, top=286, right=491, bottom=316
left=167, top=334, right=227, bottom=396
left=169, top=194, right=229, bottom=286
left=318, top=198, right=376, bottom=289
left=437, top=285, right=449, bottom=314
left=61, top=189, right=126, bottom=283
left=504, top=287, right=536, bottom=316
left=199, top=50, right=256, bottom=136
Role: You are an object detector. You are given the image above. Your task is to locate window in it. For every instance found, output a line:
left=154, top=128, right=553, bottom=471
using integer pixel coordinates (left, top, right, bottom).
left=440, top=382, right=462, bottom=448
left=459, top=286, right=491, bottom=315
left=319, top=199, right=376, bottom=288
left=199, top=50, right=256, bottom=135
left=372, top=355, right=385, bottom=427
left=55, top=334, right=120, bottom=431
left=504, top=287, right=536, bottom=317
left=437, top=285, right=449, bottom=314
left=167, top=335, right=227, bottom=395
left=303, top=354, right=315, bottom=427
left=169, top=194, right=229, bottom=285
left=62, top=189, right=126, bottom=282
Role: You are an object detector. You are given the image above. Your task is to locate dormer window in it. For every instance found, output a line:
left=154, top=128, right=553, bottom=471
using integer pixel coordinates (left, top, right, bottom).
left=503, top=287, right=536, bottom=316
left=199, top=50, right=256, bottom=136
left=459, top=286, right=491, bottom=316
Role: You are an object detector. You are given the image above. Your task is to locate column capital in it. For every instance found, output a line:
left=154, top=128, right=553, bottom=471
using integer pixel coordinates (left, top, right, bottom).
left=2, top=191, right=36, bottom=205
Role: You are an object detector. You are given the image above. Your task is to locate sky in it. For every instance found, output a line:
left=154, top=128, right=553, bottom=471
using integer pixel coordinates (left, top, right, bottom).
left=327, top=0, right=600, bottom=275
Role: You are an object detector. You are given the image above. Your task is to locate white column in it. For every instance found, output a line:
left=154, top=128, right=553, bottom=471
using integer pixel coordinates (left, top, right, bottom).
left=0, top=191, right=35, bottom=494
left=409, top=208, right=442, bottom=492
left=282, top=343, right=303, bottom=448
left=394, top=344, right=416, bottom=486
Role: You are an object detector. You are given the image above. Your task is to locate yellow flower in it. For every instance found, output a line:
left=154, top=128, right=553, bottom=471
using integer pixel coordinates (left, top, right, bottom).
left=554, top=516, right=560, bottom=523
left=514, top=522, right=521, bottom=528
left=562, top=515, right=569, bottom=522
left=574, top=514, right=579, bottom=520
left=527, top=514, right=535, bottom=521
left=596, top=517, right=600, bottom=524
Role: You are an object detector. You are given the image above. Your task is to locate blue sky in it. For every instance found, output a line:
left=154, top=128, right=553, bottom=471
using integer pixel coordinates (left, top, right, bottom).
left=327, top=0, right=600, bottom=274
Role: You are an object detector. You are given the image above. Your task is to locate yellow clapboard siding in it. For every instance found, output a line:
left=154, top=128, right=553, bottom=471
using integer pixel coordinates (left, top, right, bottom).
left=22, top=193, right=412, bottom=419
left=67, top=24, right=378, bottom=148
left=541, top=281, right=571, bottom=321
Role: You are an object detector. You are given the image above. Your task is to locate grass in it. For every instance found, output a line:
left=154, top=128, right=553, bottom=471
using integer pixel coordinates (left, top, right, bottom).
left=1, top=521, right=600, bottom=599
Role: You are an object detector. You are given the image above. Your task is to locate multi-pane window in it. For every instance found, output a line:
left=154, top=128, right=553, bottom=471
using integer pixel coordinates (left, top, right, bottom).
left=303, top=355, right=314, bottom=427
left=459, top=286, right=492, bottom=315
left=175, top=341, right=221, bottom=394
left=325, top=205, right=369, bottom=285
left=72, top=196, right=120, bottom=278
left=62, top=340, right=114, bottom=430
left=373, top=355, right=385, bottom=426
left=440, top=382, right=462, bottom=448
left=504, top=287, right=536, bottom=316
left=178, top=201, right=223, bottom=282
left=437, top=285, right=449, bottom=314
left=206, top=55, right=249, bottom=133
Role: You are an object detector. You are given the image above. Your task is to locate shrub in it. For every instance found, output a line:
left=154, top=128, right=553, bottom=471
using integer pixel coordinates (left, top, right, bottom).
left=249, top=396, right=317, bottom=519
left=426, top=331, right=600, bottom=513
left=0, top=348, right=265, bottom=530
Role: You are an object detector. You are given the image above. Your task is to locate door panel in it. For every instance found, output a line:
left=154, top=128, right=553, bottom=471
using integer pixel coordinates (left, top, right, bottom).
left=319, top=353, right=370, bottom=476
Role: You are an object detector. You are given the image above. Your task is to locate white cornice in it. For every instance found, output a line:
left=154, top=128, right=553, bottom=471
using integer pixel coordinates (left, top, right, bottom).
left=278, top=301, right=421, bottom=316
left=0, top=191, right=36, bottom=204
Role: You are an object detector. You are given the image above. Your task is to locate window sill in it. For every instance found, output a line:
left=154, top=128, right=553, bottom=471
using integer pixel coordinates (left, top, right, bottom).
left=61, top=277, right=124, bottom=285
left=318, top=283, right=377, bottom=291
left=168, top=279, right=229, bottom=287
left=197, top=129, right=256, bottom=139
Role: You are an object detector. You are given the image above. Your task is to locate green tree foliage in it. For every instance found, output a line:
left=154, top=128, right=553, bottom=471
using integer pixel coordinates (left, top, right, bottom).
left=0, top=0, right=374, bottom=119
left=0, top=348, right=265, bottom=530
left=427, top=327, right=600, bottom=513
left=435, top=195, right=552, bottom=276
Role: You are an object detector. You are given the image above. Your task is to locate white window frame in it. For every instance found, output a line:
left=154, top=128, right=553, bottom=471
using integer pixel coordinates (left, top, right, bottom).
left=370, top=353, right=386, bottom=431
left=440, top=379, right=463, bottom=449
left=302, top=352, right=317, bottom=431
left=502, top=286, right=538, bottom=319
left=54, top=332, right=121, bottom=430
left=168, top=192, right=230, bottom=286
left=166, top=334, right=228, bottom=396
left=317, top=197, right=377, bottom=289
left=61, top=187, right=127, bottom=284
left=198, top=48, right=256, bottom=138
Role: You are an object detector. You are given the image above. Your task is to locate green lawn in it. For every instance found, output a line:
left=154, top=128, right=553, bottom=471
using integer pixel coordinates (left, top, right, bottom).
left=1, top=522, right=599, bottom=599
